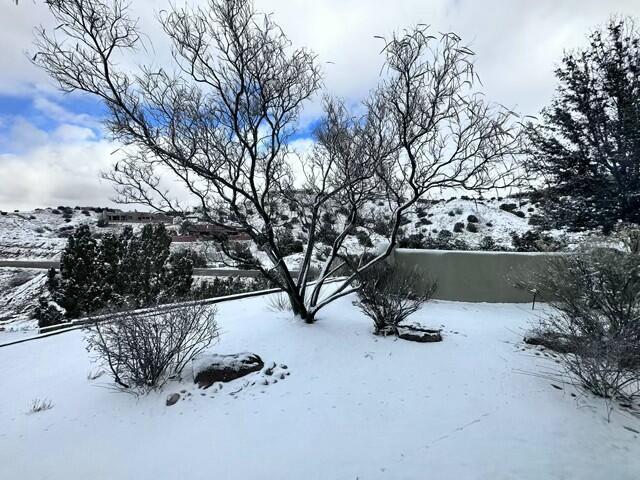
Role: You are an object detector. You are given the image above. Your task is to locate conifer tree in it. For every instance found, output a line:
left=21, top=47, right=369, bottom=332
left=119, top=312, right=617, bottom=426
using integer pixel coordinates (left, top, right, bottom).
left=529, top=18, right=640, bottom=231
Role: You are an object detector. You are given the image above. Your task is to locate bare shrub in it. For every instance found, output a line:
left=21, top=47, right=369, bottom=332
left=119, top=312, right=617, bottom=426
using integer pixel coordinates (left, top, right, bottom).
left=28, top=398, right=54, bottom=414
left=354, top=264, right=436, bottom=335
left=266, top=292, right=293, bottom=313
left=561, top=340, right=640, bottom=401
left=85, top=304, right=219, bottom=392
left=531, top=247, right=640, bottom=400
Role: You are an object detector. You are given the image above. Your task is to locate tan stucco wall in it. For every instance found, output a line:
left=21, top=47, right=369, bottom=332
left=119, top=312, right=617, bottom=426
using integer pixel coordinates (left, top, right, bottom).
left=389, top=249, right=564, bottom=303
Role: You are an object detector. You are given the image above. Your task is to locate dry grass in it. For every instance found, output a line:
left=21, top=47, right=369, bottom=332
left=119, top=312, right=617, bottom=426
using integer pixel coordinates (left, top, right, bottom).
left=28, top=398, right=54, bottom=414
left=266, top=292, right=293, bottom=312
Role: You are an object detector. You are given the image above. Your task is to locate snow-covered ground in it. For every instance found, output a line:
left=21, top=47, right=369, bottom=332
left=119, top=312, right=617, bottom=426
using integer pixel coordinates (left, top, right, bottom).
left=0, top=268, right=44, bottom=328
left=1, top=293, right=638, bottom=479
left=0, top=209, right=102, bottom=260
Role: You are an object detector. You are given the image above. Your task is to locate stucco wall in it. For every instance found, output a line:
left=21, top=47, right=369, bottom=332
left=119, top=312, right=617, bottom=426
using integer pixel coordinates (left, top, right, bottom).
left=388, top=249, right=564, bottom=303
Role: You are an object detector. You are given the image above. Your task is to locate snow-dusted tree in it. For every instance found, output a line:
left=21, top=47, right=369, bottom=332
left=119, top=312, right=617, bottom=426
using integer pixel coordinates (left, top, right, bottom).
left=528, top=18, right=640, bottom=232
left=47, top=224, right=195, bottom=320
left=35, top=0, right=524, bottom=323
left=58, top=225, right=102, bottom=317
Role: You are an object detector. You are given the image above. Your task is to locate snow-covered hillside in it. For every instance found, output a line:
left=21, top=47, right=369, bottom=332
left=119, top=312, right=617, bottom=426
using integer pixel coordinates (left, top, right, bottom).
left=0, top=208, right=100, bottom=260
left=0, top=269, right=45, bottom=328
left=0, top=198, right=603, bottom=262
left=0, top=197, right=607, bottom=326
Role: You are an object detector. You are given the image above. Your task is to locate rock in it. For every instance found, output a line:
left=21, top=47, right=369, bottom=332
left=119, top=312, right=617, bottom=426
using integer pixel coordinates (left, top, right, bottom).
left=193, top=353, right=264, bottom=389
left=523, top=332, right=574, bottom=353
left=166, top=393, right=181, bottom=406
left=397, top=326, right=442, bottom=343
left=264, top=362, right=276, bottom=376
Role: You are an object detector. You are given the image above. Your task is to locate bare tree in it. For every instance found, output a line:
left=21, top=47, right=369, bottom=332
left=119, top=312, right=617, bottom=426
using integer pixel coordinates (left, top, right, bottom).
left=35, top=0, right=524, bottom=323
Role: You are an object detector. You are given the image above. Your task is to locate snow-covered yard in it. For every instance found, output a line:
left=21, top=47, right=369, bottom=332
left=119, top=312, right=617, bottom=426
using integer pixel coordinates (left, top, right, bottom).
left=0, top=294, right=639, bottom=479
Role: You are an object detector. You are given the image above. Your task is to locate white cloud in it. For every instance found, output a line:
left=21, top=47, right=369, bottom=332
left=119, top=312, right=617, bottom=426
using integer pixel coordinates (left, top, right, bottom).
left=5, top=0, right=640, bottom=111
left=0, top=119, right=116, bottom=210
left=3, top=0, right=640, bottom=209
left=32, top=96, right=101, bottom=129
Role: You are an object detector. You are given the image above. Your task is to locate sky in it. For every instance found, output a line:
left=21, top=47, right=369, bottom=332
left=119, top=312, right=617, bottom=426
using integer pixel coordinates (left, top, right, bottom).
left=1, top=0, right=640, bottom=211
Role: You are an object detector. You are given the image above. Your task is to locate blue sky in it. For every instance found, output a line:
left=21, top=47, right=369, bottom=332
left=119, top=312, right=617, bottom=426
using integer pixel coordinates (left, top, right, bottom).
left=0, top=94, right=106, bottom=152
left=2, top=0, right=640, bottom=210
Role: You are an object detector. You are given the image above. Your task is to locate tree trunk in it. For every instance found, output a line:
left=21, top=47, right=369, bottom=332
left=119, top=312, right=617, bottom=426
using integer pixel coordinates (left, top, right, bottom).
left=287, top=291, right=316, bottom=324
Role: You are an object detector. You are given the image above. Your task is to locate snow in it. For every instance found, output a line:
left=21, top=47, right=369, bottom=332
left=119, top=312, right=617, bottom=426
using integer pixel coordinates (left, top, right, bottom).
left=0, top=268, right=44, bottom=326
left=1, top=294, right=639, bottom=479
left=0, top=209, right=101, bottom=260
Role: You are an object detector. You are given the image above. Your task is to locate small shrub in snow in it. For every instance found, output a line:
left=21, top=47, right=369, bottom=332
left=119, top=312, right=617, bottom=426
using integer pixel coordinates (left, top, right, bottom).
left=448, top=210, right=456, bottom=217
left=513, top=210, right=526, bottom=218
left=226, top=241, right=261, bottom=270
left=453, top=222, right=465, bottom=233
left=479, top=235, right=498, bottom=251
left=266, top=292, right=293, bottom=312
left=355, top=230, right=373, bottom=248
left=398, top=232, right=426, bottom=249
left=467, top=214, right=479, bottom=223
left=511, top=230, right=562, bottom=252
left=486, top=222, right=493, bottom=228
left=528, top=214, right=545, bottom=226
left=28, top=398, right=54, bottom=414
left=372, top=216, right=392, bottom=236
left=277, top=229, right=304, bottom=256
left=499, top=203, right=517, bottom=212
left=34, top=296, right=66, bottom=329
left=466, top=222, right=478, bottom=233
left=354, top=264, right=436, bottom=336
left=86, top=304, right=219, bottom=392
left=193, top=276, right=273, bottom=299
left=530, top=248, right=640, bottom=400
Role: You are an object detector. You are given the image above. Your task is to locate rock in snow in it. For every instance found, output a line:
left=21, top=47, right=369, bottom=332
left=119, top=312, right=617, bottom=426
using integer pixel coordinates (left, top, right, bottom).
left=397, top=325, right=442, bottom=343
left=165, top=393, right=181, bottom=406
left=193, top=352, right=264, bottom=388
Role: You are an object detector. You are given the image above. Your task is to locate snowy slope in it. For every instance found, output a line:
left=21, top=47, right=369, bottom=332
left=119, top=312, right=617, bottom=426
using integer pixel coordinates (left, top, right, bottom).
left=0, top=268, right=45, bottom=328
left=1, top=293, right=638, bottom=479
left=0, top=209, right=100, bottom=260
